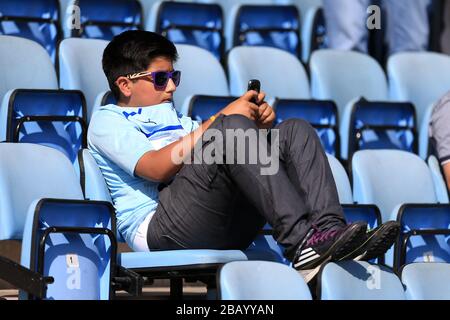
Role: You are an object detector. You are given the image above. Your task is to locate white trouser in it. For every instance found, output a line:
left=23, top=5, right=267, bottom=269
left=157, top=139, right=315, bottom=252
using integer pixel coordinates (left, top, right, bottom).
left=130, top=213, right=152, bottom=252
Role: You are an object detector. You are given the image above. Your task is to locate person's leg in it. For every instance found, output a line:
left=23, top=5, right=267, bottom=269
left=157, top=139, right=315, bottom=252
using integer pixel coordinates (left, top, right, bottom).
left=148, top=114, right=317, bottom=254
left=384, top=0, right=431, bottom=55
left=274, top=119, right=346, bottom=233
left=322, top=0, right=370, bottom=53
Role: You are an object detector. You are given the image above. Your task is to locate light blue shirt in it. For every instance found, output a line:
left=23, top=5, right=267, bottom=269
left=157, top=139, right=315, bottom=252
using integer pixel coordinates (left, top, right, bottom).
left=88, top=102, right=199, bottom=246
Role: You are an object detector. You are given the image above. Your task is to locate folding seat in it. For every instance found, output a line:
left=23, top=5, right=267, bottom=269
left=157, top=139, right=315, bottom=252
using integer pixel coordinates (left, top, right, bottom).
left=147, top=1, right=224, bottom=60
left=388, top=52, right=450, bottom=131
left=227, top=4, right=301, bottom=56
left=340, top=99, right=417, bottom=160
left=228, top=46, right=310, bottom=101
left=274, top=99, right=338, bottom=156
left=0, top=143, right=141, bottom=300
left=0, top=35, right=58, bottom=102
left=218, top=261, right=312, bottom=300
left=419, top=102, right=435, bottom=159
left=59, top=38, right=109, bottom=121
left=174, top=44, right=230, bottom=115
left=427, top=155, right=449, bottom=203
left=327, top=153, right=352, bottom=204
left=310, top=49, right=388, bottom=118
left=92, top=90, right=117, bottom=117
left=401, top=263, right=450, bottom=300
left=0, top=89, right=87, bottom=164
left=0, top=0, right=60, bottom=64
left=352, top=149, right=450, bottom=268
left=78, top=148, right=280, bottom=298
left=301, top=4, right=326, bottom=62
left=68, top=0, right=142, bottom=40
left=188, top=95, right=237, bottom=122
left=318, top=261, right=406, bottom=300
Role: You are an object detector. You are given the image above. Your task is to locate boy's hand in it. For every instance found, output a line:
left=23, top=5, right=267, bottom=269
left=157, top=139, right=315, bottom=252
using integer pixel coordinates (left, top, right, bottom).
left=220, top=90, right=260, bottom=120
left=253, top=91, right=276, bottom=129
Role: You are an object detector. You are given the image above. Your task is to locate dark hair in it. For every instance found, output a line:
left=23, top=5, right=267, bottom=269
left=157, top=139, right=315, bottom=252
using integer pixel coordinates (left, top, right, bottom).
left=102, top=30, right=178, bottom=100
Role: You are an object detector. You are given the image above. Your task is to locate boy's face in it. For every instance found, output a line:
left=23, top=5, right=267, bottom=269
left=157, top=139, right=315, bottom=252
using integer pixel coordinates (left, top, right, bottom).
left=116, top=56, right=177, bottom=107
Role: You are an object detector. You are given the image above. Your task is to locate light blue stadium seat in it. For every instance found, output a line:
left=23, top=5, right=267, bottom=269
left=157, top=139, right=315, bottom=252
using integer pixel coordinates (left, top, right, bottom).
left=59, top=38, right=109, bottom=121
left=319, top=261, right=406, bottom=300
left=0, top=0, right=60, bottom=64
left=0, top=143, right=128, bottom=299
left=388, top=52, right=450, bottom=130
left=148, top=1, right=224, bottom=60
left=228, top=46, right=310, bottom=101
left=428, top=155, right=449, bottom=203
left=229, top=4, right=301, bottom=56
left=274, top=99, right=338, bottom=156
left=310, top=49, right=388, bottom=122
left=92, top=91, right=117, bottom=117
left=300, top=3, right=326, bottom=62
left=0, top=89, right=87, bottom=164
left=0, top=35, right=58, bottom=102
left=218, top=261, right=312, bottom=300
left=326, top=153, right=352, bottom=204
left=78, top=148, right=280, bottom=298
left=340, top=99, right=417, bottom=160
left=174, top=44, right=230, bottom=115
left=69, top=0, right=142, bottom=40
left=352, top=150, right=449, bottom=267
left=401, top=263, right=450, bottom=300
left=419, top=102, right=435, bottom=159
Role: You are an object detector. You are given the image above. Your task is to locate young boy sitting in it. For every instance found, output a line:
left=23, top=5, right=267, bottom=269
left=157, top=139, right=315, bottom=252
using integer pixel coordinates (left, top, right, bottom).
left=88, top=30, right=400, bottom=276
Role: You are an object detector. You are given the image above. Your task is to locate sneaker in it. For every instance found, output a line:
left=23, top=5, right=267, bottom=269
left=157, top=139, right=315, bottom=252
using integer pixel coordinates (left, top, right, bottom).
left=339, top=221, right=401, bottom=261
left=293, top=222, right=368, bottom=272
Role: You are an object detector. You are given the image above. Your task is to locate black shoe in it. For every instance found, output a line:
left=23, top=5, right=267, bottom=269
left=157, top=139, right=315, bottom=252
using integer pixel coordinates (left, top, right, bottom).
left=339, top=221, right=401, bottom=261
left=293, top=222, right=368, bottom=271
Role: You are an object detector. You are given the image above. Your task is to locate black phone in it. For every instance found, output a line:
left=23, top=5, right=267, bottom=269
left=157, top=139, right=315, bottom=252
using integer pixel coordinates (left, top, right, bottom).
left=247, top=79, right=260, bottom=104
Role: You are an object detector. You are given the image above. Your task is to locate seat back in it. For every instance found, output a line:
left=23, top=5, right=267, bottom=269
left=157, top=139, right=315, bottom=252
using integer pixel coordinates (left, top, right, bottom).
left=352, top=150, right=437, bottom=222
left=327, top=154, right=352, bottom=204
left=59, top=38, right=109, bottom=121
left=188, top=95, right=237, bottom=122
left=0, top=0, right=60, bottom=63
left=72, top=0, right=142, bottom=40
left=401, top=263, right=450, bottom=300
left=343, top=100, right=417, bottom=160
left=151, top=1, right=224, bottom=60
left=300, top=4, right=326, bottom=62
left=0, top=143, right=83, bottom=240
left=228, top=46, right=310, bottom=100
left=427, top=155, right=450, bottom=203
left=218, top=261, right=312, bottom=300
left=0, top=89, right=87, bottom=163
left=78, top=149, right=112, bottom=203
left=319, top=261, right=406, bottom=300
left=0, top=35, right=58, bottom=101
left=174, top=44, right=229, bottom=115
left=275, top=99, right=338, bottom=156
left=310, top=50, right=388, bottom=116
left=232, top=5, right=301, bottom=56
left=388, top=52, right=450, bottom=128
left=419, top=102, right=435, bottom=159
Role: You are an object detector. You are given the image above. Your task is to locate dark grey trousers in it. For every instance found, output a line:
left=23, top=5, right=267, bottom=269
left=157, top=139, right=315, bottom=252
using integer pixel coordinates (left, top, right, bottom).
left=147, top=114, right=346, bottom=259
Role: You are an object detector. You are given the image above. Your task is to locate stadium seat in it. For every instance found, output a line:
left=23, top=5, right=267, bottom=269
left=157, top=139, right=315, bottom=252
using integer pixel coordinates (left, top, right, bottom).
left=228, top=4, right=301, bottom=56
left=301, top=4, right=326, bottom=62
left=352, top=150, right=450, bottom=267
left=92, top=91, right=117, bottom=117
left=0, top=89, right=87, bottom=164
left=0, top=0, right=60, bottom=63
left=318, top=261, right=406, bottom=300
left=174, top=44, right=230, bottom=115
left=274, top=99, right=338, bottom=156
left=59, top=38, right=109, bottom=121
left=340, top=99, right=417, bottom=160
left=69, top=0, right=142, bottom=40
left=228, top=46, right=310, bottom=101
left=0, top=35, right=58, bottom=102
left=428, top=155, right=449, bottom=203
left=310, top=49, right=388, bottom=119
left=78, top=148, right=280, bottom=298
left=0, top=143, right=138, bottom=299
left=419, top=102, right=435, bottom=159
left=388, top=52, right=450, bottom=129
left=148, top=1, right=224, bottom=60
left=218, top=261, right=312, bottom=300
left=327, top=153, right=352, bottom=204
left=401, top=263, right=450, bottom=300
left=187, top=95, right=237, bottom=122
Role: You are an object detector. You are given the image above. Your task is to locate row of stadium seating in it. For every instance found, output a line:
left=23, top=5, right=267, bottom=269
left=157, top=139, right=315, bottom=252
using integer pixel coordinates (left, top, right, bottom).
left=0, top=0, right=325, bottom=64
left=1, top=34, right=449, bottom=164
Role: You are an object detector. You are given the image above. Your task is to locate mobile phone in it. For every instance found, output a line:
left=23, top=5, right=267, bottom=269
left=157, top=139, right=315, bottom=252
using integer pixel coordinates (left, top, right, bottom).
left=247, top=79, right=260, bottom=104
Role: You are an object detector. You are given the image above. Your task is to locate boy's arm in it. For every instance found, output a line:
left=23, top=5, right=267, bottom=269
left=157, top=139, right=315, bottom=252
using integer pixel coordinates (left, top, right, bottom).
left=444, top=163, right=450, bottom=193
left=135, top=90, right=262, bottom=182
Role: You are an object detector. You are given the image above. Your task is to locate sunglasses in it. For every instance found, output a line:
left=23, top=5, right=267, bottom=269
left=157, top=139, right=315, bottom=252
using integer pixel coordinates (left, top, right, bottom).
left=126, top=70, right=181, bottom=91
